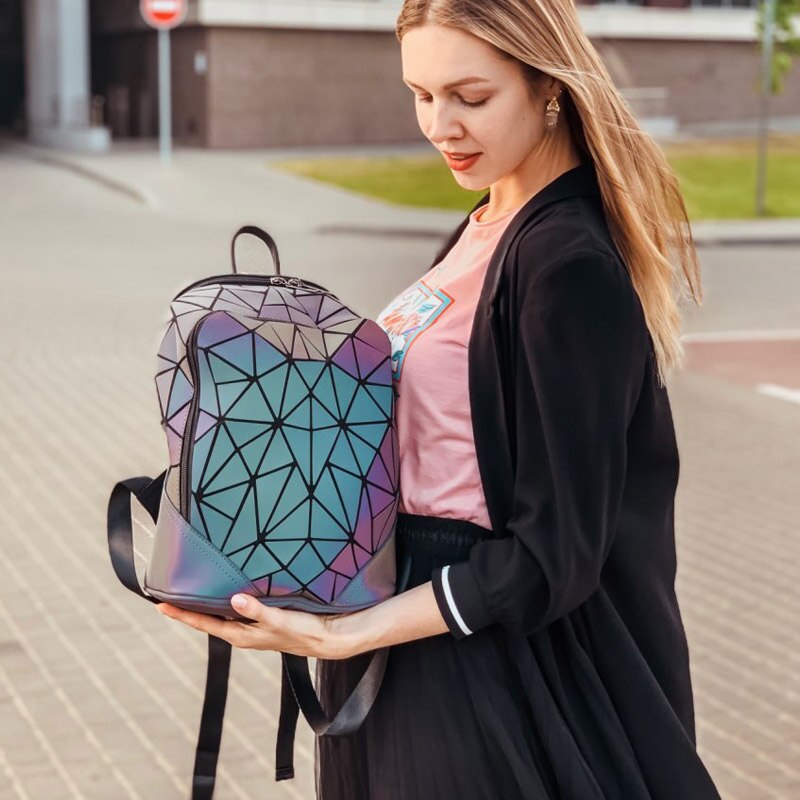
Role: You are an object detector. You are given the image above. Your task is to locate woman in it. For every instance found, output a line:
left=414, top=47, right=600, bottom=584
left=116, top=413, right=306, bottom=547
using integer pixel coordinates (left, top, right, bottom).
left=158, top=1, right=723, bottom=798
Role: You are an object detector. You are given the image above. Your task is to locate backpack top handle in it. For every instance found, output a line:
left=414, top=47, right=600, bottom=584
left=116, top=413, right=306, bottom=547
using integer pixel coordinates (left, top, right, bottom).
left=230, top=225, right=281, bottom=276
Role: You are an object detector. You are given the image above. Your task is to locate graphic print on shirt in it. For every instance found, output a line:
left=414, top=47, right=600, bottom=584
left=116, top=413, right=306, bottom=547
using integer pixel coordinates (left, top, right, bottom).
left=375, top=279, right=453, bottom=382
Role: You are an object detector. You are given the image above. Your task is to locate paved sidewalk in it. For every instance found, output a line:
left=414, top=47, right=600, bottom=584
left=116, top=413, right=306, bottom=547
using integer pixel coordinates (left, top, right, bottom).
left=0, top=144, right=798, bottom=800
left=10, top=138, right=800, bottom=248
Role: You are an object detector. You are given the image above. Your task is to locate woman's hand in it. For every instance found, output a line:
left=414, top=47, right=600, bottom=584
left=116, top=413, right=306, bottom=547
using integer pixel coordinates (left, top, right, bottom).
left=155, top=594, right=356, bottom=660
left=156, top=580, right=450, bottom=660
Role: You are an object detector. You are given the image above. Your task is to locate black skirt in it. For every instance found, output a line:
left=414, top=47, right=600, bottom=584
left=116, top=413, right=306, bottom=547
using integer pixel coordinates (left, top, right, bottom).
left=313, top=512, right=722, bottom=800
left=313, top=512, right=555, bottom=799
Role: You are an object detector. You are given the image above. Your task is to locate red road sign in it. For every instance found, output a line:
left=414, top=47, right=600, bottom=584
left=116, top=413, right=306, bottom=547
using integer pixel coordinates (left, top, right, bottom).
left=140, top=0, right=188, bottom=30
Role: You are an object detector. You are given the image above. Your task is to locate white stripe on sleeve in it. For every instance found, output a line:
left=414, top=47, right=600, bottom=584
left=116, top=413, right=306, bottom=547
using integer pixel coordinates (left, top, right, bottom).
left=441, top=564, right=474, bottom=637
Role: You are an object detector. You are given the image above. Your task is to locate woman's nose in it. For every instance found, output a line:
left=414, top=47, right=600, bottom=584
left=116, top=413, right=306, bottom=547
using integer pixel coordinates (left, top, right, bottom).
left=424, top=100, right=463, bottom=145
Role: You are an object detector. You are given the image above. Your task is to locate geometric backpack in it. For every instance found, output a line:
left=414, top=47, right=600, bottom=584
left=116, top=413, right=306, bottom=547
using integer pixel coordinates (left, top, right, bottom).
left=106, top=226, right=408, bottom=798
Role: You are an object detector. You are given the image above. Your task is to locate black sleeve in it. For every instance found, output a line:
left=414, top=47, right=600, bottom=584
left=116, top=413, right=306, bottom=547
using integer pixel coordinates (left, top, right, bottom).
left=430, top=249, right=649, bottom=639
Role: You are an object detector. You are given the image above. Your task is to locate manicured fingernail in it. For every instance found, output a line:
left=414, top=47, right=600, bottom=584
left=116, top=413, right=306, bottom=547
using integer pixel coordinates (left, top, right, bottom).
left=231, top=594, right=247, bottom=609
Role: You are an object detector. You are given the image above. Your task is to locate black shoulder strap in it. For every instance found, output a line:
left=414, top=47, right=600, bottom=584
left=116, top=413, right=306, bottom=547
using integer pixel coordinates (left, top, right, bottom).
left=107, top=472, right=231, bottom=799
left=108, top=471, right=411, bottom=793
left=107, top=472, right=165, bottom=603
left=273, top=552, right=412, bottom=780
left=190, top=636, right=232, bottom=800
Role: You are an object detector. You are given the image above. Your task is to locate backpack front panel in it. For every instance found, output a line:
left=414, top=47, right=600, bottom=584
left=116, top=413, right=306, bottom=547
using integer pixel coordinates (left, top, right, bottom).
left=153, top=277, right=399, bottom=607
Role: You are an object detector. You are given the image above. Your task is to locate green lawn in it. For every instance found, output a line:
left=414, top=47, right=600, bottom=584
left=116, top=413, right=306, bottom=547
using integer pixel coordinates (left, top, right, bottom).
left=271, top=134, right=800, bottom=220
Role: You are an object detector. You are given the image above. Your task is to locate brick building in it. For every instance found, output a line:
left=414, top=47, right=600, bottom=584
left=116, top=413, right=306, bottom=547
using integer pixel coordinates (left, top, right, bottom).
left=1, top=0, right=798, bottom=151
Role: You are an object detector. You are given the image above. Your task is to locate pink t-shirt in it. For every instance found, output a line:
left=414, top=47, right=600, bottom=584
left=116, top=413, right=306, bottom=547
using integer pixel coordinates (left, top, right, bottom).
left=375, top=201, right=521, bottom=529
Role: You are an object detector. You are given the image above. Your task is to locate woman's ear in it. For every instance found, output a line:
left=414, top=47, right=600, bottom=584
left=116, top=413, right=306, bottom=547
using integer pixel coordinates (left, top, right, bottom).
left=540, top=76, right=562, bottom=98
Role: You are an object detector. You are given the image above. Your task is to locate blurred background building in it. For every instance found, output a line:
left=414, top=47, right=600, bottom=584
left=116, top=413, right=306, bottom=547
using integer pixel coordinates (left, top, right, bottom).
left=0, top=0, right=798, bottom=151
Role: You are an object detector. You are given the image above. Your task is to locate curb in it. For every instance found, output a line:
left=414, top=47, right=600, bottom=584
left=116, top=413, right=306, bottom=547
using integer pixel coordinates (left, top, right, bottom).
left=689, top=232, right=800, bottom=248
left=8, top=142, right=155, bottom=208
left=312, top=222, right=800, bottom=247
left=8, top=142, right=800, bottom=245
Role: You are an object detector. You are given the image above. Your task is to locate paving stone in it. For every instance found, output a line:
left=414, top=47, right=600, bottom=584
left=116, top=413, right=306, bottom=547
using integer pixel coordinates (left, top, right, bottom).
left=0, top=145, right=797, bottom=800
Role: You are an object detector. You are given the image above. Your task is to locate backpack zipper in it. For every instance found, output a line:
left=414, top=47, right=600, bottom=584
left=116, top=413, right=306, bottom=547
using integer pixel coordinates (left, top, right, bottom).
left=174, top=273, right=339, bottom=302
left=180, top=322, right=202, bottom=520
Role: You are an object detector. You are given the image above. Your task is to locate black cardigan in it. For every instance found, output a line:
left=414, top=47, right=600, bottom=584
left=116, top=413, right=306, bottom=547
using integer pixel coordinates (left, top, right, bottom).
left=428, top=162, right=723, bottom=798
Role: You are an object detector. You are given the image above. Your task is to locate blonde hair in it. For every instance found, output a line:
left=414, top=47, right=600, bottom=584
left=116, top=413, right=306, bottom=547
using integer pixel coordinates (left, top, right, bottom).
left=396, top=0, right=703, bottom=387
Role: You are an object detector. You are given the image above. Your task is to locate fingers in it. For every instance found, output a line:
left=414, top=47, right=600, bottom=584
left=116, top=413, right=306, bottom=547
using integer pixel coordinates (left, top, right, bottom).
left=231, top=594, right=290, bottom=631
left=156, top=602, right=252, bottom=648
left=230, top=593, right=265, bottom=621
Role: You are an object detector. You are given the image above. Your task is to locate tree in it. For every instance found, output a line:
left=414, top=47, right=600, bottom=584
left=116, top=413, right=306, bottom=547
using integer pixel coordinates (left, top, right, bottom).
left=754, top=0, right=799, bottom=215
left=756, top=0, right=800, bottom=94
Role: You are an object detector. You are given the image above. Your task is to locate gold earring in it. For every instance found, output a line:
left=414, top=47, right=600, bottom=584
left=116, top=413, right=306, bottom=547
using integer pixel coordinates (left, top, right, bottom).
left=545, top=93, right=561, bottom=129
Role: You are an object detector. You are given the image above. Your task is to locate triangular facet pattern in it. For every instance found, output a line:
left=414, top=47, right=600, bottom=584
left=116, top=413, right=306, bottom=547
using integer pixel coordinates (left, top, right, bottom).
left=154, top=275, right=398, bottom=605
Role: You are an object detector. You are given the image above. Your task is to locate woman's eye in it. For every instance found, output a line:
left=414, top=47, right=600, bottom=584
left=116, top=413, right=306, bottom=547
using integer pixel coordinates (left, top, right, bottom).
left=415, top=95, right=488, bottom=108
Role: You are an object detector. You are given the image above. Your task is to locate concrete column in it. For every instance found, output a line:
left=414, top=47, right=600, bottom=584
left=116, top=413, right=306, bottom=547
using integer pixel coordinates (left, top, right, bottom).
left=24, top=0, right=110, bottom=151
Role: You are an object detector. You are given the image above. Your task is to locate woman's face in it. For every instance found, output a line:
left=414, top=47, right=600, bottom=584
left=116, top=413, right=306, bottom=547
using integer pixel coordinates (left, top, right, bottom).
left=400, top=23, right=551, bottom=192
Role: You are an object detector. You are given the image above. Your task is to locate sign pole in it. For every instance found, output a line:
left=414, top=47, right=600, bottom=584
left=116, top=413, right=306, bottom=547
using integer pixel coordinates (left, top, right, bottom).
left=140, top=0, right=187, bottom=167
left=158, top=27, right=172, bottom=166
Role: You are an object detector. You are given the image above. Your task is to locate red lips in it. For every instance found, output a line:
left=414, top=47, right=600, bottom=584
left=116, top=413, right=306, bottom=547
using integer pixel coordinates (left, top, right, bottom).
left=443, top=152, right=482, bottom=171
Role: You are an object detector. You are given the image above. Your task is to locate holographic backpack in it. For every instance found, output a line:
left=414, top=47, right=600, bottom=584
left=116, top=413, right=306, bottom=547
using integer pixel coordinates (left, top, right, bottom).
left=106, top=226, right=407, bottom=799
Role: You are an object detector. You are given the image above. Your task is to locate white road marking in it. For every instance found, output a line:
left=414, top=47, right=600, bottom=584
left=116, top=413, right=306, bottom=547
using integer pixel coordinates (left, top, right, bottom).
left=756, top=383, right=800, bottom=405
left=681, top=329, right=800, bottom=343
